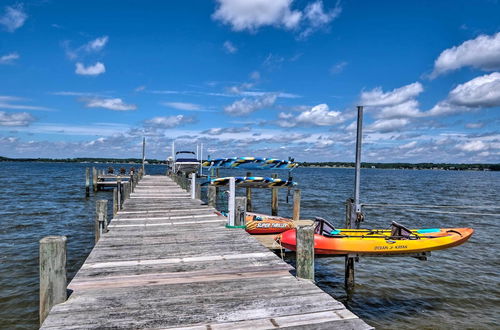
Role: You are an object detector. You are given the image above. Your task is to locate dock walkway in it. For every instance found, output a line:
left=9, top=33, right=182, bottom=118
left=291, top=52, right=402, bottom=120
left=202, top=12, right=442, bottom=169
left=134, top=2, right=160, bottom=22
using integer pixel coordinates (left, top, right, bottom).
left=42, top=175, right=371, bottom=329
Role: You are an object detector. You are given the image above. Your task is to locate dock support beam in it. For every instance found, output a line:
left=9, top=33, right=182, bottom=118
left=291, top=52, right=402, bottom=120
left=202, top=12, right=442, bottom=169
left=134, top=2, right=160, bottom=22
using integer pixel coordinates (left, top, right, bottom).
left=293, top=189, right=301, bottom=221
left=235, top=196, right=247, bottom=226
left=271, top=173, right=278, bottom=216
left=208, top=186, right=216, bottom=207
left=296, top=225, right=315, bottom=281
left=39, top=236, right=67, bottom=326
left=246, top=172, right=252, bottom=212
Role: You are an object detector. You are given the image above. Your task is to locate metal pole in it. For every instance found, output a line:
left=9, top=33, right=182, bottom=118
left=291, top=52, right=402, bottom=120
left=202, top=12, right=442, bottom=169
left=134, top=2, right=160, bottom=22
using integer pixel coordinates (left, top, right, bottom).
left=228, top=177, right=236, bottom=226
left=353, top=105, right=363, bottom=227
left=199, top=143, right=203, bottom=175
left=142, top=137, right=146, bottom=175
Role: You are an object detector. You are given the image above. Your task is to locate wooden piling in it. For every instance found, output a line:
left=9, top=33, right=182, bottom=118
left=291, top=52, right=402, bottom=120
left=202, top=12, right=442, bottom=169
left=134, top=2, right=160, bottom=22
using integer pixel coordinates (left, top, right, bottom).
left=39, top=236, right=67, bottom=326
left=195, top=183, right=201, bottom=200
left=208, top=185, right=216, bottom=207
left=113, top=188, right=118, bottom=216
left=95, top=200, right=107, bottom=242
left=235, top=196, right=247, bottom=226
left=296, top=225, right=315, bottom=281
left=271, top=173, right=278, bottom=216
left=85, top=168, right=90, bottom=197
left=345, top=198, right=355, bottom=289
left=117, top=179, right=122, bottom=210
left=92, top=167, right=97, bottom=192
left=190, top=173, right=196, bottom=199
left=293, top=189, right=301, bottom=221
left=246, top=171, right=252, bottom=212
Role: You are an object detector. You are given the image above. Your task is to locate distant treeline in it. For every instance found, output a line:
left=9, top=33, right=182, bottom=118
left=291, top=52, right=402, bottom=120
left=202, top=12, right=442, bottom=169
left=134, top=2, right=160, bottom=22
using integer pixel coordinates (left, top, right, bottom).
left=1, top=156, right=498, bottom=171
left=0, top=156, right=167, bottom=164
left=300, top=162, right=500, bottom=171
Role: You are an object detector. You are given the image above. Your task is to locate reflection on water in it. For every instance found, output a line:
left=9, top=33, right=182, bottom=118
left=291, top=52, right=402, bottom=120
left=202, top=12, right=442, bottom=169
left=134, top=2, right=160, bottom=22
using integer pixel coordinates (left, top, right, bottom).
left=0, top=163, right=498, bottom=329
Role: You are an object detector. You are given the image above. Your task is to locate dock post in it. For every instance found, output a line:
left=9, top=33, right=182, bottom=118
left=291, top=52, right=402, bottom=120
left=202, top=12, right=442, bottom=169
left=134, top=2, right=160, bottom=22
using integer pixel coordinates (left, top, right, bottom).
left=235, top=196, right=247, bottom=226
left=117, top=179, right=122, bottom=210
left=296, top=225, right=315, bottom=281
left=228, top=177, right=236, bottom=226
left=345, top=198, right=355, bottom=289
left=208, top=186, right=216, bottom=207
left=85, top=168, right=90, bottom=197
left=190, top=173, right=196, bottom=199
left=113, top=188, right=118, bottom=216
left=92, top=167, right=97, bottom=192
left=215, top=168, right=220, bottom=195
left=95, top=200, right=107, bottom=242
left=142, top=137, right=146, bottom=175
left=246, top=171, right=252, bottom=212
left=39, top=236, right=67, bottom=326
left=293, top=189, right=301, bottom=221
left=271, top=173, right=278, bottom=216
left=195, top=183, right=201, bottom=200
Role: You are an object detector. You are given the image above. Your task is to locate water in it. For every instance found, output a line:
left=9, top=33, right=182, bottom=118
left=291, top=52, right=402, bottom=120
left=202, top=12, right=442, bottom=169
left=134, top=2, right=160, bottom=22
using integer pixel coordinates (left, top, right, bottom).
left=0, top=163, right=498, bottom=329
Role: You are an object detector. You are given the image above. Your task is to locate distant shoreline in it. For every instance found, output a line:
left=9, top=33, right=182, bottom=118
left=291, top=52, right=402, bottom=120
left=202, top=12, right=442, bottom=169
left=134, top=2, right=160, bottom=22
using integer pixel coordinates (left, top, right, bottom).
left=1, top=156, right=498, bottom=171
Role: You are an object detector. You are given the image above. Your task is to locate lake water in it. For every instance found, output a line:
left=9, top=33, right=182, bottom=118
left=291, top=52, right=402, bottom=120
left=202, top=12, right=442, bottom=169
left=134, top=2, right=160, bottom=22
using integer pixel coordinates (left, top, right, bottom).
left=0, top=162, right=498, bottom=329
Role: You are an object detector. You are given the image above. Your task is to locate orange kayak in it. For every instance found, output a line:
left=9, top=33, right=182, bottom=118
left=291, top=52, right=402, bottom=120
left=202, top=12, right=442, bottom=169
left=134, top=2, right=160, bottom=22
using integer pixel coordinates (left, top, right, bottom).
left=276, top=218, right=474, bottom=255
left=245, top=212, right=295, bottom=234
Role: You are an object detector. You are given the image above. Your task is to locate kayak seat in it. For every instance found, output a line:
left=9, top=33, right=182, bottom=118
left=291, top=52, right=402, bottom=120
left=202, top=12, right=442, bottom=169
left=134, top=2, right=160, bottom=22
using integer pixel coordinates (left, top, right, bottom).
left=315, top=217, right=343, bottom=238
left=390, top=221, right=416, bottom=240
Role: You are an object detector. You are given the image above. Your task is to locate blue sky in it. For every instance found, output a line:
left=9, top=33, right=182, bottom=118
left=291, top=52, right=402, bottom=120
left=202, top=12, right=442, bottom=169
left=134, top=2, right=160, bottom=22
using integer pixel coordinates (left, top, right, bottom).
left=0, top=0, right=499, bottom=162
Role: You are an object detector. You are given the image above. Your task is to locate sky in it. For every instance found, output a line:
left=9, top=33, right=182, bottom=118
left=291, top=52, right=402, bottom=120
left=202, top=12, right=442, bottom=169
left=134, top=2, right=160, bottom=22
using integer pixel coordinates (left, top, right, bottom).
left=0, top=0, right=499, bottom=162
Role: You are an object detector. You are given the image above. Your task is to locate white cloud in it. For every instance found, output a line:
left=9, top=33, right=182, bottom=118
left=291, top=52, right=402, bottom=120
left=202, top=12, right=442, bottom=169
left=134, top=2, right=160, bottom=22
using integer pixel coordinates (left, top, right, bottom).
left=0, top=96, right=53, bottom=111
left=161, top=102, right=201, bottom=111
left=144, top=115, right=195, bottom=128
left=0, top=4, right=27, bottom=32
left=330, top=61, right=347, bottom=75
left=368, top=118, right=410, bottom=133
left=82, top=97, right=136, bottom=111
left=201, top=126, right=251, bottom=135
left=431, top=32, right=500, bottom=77
left=360, top=82, right=423, bottom=107
left=457, top=140, right=487, bottom=152
left=0, top=52, right=19, bottom=64
left=75, top=62, right=106, bottom=76
left=427, top=72, right=500, bottom=116
left=223, top=40, right=237, bottom=54
left=447, top=72, right=500, bottom=108
left=465, top=122, right=484, bottom=129
left=224, top=94, right=277, bottom=116
left=376, top=100, right=423, bottom=119
left=278, top=103, right=345, bottom=127
left=300, top=1, right=341, bottom=38
left=84, top=36, right=109, bottom=52
left=213, top=0, right=302, bottom=32
left=399, top=141, right=417, bottom=149
left=0, top=111, right=35, bottom=126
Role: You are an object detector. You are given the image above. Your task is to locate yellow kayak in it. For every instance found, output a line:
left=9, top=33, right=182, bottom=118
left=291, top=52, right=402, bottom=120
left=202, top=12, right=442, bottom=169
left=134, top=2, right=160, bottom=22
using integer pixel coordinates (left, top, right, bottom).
left=277, top=219, right=474, bottom=255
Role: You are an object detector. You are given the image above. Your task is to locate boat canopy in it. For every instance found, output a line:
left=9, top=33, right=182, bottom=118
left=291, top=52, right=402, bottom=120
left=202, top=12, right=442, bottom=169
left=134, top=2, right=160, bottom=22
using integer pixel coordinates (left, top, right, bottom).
left=202, top=176, right=297, bottom=188
left=202, top=157, right=298, bottom=170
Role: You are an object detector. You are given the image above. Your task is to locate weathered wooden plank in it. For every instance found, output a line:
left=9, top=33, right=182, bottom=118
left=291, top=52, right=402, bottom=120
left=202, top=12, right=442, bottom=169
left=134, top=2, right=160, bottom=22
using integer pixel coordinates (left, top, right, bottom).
left=41, top=175, right=371, bottom=329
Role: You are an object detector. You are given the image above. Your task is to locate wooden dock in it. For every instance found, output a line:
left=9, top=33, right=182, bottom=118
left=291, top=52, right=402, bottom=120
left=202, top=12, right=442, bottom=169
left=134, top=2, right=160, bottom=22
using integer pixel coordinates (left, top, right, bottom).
left=42, top=175, right=372, bottom=329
